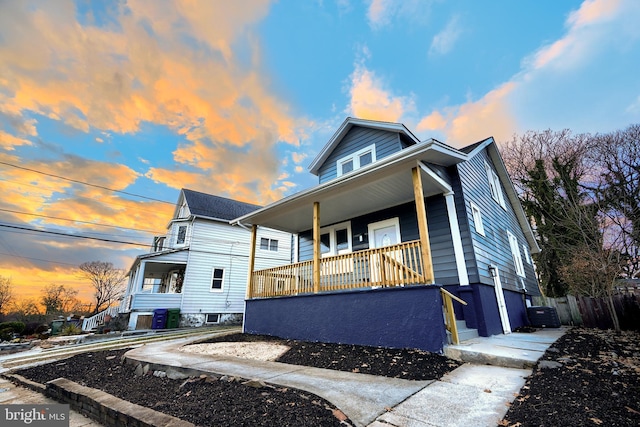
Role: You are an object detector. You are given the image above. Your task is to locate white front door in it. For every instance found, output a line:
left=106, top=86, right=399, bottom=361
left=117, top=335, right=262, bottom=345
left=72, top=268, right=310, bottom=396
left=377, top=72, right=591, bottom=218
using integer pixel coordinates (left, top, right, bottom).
left=368, top=218, right=402, bottom=284
left=491, top=265, right=512, bottom=334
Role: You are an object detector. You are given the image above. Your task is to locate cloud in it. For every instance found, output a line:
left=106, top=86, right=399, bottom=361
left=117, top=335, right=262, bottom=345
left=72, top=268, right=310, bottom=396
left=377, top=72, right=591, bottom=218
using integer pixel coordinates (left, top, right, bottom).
left=0, top=131, right=32, bottom=151
left=347, top=61, right=414, bottom=122
left=416, top=0, right=640, bottom=146
left=366, top=0, right=432, bottom=29
left=429, top=15, right=462, bottom=56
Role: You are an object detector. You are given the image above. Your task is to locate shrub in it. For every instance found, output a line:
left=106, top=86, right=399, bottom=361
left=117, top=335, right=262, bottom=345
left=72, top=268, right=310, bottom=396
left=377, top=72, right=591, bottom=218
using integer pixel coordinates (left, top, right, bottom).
left=60, top=324, right=82, bottom=336
left=0, top=327, right=14, bottom=342
left=23, top=322, right=48, bottom=336
left=0, top=321, right=25, bottom=335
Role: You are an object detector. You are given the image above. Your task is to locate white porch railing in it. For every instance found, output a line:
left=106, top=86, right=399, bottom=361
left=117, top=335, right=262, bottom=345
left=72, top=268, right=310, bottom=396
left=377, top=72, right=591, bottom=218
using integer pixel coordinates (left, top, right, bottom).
left=82, top=306, right=119, bottom=332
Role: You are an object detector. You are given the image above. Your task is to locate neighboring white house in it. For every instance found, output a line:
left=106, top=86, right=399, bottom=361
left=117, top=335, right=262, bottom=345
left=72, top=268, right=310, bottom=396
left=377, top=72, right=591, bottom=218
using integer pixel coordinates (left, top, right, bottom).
left=119, top=188, right=291, bottom=330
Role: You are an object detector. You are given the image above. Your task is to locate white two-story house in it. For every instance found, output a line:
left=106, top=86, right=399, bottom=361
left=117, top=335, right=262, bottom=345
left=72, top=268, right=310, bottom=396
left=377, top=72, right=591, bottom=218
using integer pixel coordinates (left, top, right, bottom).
left=120, top=188, right=291, bottom=330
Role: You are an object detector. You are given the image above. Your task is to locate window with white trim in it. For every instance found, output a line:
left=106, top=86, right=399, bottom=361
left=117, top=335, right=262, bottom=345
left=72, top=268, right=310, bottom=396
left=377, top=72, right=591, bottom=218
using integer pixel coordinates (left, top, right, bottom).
left=470, top=202, right=485, bottom=236
left=210, top=268, right=225, bottom=292
left=337, top=144, right=376, bottom=176
left=260, top=238, right=279, bottom=252
left=206, top=313, right=220, bottom=323
left=508, top=231, right=526, bottom=277
left=320, top=222, right=352, bottom=256
left=485, top=161, right=506, bottom=209
left=522, top=244, right=532, bottom=265
left=176, top=225, right=187, bottom=245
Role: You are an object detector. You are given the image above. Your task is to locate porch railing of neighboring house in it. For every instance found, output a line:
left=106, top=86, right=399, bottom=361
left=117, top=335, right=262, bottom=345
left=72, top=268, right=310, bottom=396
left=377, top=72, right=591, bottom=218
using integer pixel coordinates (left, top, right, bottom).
left=249, top=240, right=425, bottom=298
left=81, top=306, right=119, bottom=332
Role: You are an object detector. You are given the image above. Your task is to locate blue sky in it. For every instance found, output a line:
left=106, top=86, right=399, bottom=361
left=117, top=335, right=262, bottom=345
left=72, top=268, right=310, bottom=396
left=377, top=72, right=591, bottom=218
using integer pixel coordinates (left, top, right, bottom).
left=1, top=0, right=639, bottom=302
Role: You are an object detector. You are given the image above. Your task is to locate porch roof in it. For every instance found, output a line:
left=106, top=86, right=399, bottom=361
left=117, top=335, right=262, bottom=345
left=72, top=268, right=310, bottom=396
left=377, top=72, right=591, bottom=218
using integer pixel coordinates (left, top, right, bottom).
left=232, top=141, right=467, bottom=233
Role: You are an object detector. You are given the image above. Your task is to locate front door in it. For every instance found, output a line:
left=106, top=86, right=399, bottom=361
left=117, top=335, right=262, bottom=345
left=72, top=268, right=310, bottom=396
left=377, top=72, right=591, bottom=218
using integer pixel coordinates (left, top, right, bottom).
left=368, top=218, right=402, bottom=285
left=491, top=265, right=512, bottom=334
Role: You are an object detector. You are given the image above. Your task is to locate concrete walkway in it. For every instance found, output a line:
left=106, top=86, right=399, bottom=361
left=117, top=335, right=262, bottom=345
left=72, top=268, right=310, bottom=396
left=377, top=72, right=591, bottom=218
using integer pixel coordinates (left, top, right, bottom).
left=125, top=327, right=567, bottom=427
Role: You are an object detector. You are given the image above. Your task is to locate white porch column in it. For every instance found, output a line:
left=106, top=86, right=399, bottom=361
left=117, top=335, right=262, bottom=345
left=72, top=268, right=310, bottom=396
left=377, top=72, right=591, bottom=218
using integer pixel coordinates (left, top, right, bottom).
left=444, top=192, right=469, bottom=286
left=135, top=261, right=146, bottom=291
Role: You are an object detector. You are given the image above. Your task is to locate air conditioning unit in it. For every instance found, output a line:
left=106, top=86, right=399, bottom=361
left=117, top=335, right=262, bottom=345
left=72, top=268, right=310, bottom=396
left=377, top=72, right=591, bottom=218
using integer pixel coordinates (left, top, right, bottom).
left=527, top=306, right=561, bottom=328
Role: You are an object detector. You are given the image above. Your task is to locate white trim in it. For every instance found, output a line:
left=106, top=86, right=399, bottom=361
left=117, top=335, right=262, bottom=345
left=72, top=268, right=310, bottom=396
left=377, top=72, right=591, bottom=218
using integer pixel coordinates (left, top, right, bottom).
left=485, top=161, right=506, bottom=209
left=508, top=231, right=526, bottom=277
left=319, top=221, right=352, bottom=256
left=210, top=267, right=225, bottom=292
left=445, top=193, right=469, bottom=286
left=490, top=265, right=512, bottom=334
left=367, top=218, right=401, bottom=249
left=470, top=202, right=485, bottom=236
left=418, top=161, right=452, bottom=193
left=337, top=144, right=377, bottom=177
left=523, top=243, right=531, bottom=265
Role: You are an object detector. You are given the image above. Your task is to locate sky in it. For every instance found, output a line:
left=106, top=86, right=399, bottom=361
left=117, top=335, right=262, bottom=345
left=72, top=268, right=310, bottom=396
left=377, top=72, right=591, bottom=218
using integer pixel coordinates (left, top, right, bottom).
left=1, top=0, right=639, bottom=306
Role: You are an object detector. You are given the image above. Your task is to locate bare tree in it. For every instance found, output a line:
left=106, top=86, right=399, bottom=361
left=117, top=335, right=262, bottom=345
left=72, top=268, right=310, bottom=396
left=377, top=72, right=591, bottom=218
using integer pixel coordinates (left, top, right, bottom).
left=41, top=283, right=80, bottom=316
left=78, top=261, right=127, bottom=314
left=501, top=129, right=599, bottom=296
left=10, top=298, right=43, bottom=323
left=0, top=276, right=13, bottom=317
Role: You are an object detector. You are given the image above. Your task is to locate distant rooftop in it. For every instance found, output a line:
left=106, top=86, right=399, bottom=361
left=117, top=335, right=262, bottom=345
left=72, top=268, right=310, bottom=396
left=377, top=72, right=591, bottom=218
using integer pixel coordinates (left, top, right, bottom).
left=182, top=188, right=261, bottom=221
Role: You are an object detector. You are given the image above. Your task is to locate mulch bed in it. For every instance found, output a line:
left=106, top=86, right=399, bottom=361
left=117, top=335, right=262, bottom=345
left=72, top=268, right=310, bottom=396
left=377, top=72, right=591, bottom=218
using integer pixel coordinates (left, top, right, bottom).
left=13, top=334, right=461, bottom=426
left=12, top=329, right=639, bottom=426
left=501, top=327, right=640, bottom=427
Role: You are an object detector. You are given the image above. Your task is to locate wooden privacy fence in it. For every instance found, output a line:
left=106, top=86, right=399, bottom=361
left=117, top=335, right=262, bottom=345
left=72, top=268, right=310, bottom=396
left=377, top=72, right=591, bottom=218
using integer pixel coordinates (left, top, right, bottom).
left=533, top=293, right=640, bottom=331
left=249, top=240, right=425, bottom=298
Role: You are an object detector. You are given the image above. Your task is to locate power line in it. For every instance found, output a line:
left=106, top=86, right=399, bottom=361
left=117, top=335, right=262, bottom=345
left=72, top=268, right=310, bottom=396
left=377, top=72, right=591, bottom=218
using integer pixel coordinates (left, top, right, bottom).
left=0, top=161, right=175, bottom=205
left=0, top=252, right=79, bottom=267
left=0, top=177, right=175, bottom=218
left=0, top=208, right=162, bottom=234
left=0, top=223, right=151, bottom=247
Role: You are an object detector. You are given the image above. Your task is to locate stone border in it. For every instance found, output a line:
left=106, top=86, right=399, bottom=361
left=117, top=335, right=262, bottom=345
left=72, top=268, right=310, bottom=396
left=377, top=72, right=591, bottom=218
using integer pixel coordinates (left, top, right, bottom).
left=3, top=374, right=194, bottom=427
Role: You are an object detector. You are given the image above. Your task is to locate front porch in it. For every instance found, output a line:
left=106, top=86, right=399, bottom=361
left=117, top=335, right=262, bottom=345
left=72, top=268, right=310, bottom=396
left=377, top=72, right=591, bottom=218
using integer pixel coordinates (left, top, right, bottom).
left=248, top=240, right=426, bottom=298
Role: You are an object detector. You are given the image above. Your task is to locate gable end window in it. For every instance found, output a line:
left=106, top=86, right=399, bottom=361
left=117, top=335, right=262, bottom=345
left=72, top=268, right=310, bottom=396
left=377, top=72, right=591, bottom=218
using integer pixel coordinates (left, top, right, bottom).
left=470, top=202, right=485, bottom=236
left=211, top=268, right=225, bottom=292
left=260, top=238, right=279, bottom=252
left=508, top=231, right=526, bottom=277
left=176, top=225, right=187, bottom=245
left=337, top=144, right=377, bottom=177
left=484, top=161, right=506, bottom=209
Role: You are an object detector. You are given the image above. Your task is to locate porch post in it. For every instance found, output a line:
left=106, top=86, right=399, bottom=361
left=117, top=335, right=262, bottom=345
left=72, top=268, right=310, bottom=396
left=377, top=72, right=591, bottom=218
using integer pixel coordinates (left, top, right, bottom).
left=135, top=261, right=146, bottom=291
left=444, top=192, right=469, bottom=286
left=246, top=224, right=257, bottom=299
left=412, top=167, right=435, bottom=283
left=313, top=201, right=321, bottom=293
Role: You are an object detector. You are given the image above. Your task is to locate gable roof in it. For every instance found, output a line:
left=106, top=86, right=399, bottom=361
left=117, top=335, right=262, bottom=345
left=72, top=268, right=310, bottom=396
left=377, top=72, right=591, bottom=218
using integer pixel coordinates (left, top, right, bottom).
left=308, top=117, right=421, bottom=175
left=178, top=189, right=261, bottom=222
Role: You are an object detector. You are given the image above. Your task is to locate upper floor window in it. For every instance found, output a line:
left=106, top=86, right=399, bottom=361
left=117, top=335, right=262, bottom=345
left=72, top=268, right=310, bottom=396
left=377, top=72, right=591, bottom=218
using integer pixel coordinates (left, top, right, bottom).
left=337, top=144, right=376, bottom=177
left=484, top=161, right=506, bottom=209
left=176, top=225, right=187, bottom=245
left=470, top=202, right=485, bottom=236
left=508, top=231, right=526, bottom=277
left=260, top=238, right=279, bottom=252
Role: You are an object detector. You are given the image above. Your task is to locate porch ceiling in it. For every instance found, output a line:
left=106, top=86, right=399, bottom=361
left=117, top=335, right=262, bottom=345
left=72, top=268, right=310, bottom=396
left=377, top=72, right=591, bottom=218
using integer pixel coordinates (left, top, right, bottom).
left=142, top=262, right=185, bottom=277
left=237, top=155, right=453, bottom=233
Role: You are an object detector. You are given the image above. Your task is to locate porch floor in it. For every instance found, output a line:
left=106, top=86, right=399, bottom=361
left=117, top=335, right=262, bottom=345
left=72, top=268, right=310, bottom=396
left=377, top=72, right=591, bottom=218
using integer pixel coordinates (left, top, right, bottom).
left=444, top=327, right=568, bottom=369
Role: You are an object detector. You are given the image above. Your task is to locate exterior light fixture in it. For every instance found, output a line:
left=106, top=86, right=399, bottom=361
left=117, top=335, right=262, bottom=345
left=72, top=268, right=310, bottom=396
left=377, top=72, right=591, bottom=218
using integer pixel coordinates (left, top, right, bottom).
left=488, top=265, right=497, bottom=278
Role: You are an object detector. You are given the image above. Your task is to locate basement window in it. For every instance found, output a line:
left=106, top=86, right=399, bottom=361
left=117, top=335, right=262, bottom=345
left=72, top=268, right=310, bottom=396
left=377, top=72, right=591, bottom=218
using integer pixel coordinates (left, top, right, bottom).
left=206, top=314, right=220, bottom=324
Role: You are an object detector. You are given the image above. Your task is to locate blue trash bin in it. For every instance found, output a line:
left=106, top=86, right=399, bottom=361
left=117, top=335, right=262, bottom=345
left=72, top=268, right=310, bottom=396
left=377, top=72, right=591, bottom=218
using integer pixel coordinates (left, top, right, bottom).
left=152, top=308, right=168, bottom=329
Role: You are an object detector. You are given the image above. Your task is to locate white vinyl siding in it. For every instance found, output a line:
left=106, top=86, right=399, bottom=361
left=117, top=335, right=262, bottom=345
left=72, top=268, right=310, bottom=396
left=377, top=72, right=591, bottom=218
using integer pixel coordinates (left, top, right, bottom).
left=337, top=144, right=376, bottom=177
left=470, top=202, right=485, bottom=236
left=508, top=231, right=526, bottom=277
